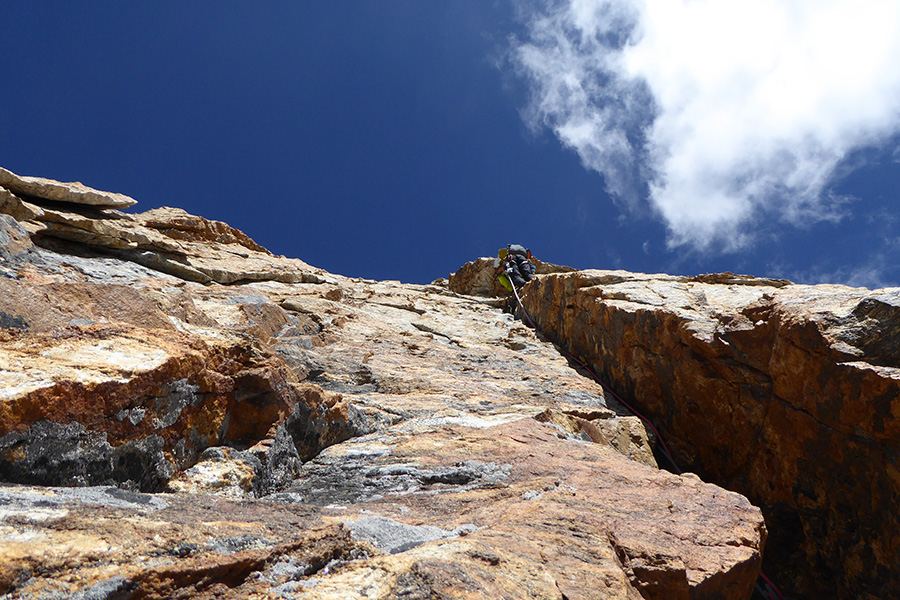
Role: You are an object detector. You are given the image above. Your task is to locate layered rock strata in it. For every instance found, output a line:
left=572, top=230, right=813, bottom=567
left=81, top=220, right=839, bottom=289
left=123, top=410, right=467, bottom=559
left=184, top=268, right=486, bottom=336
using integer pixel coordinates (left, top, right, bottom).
left=519, top=269, right=900, bottom=599
left=0, top=167, right=766, bottom=599
left=0, top=166, right=137, bottom=209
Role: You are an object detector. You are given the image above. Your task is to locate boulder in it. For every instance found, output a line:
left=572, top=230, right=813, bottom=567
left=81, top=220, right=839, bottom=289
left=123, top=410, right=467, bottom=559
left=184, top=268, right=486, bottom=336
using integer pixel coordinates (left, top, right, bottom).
left=137, top=206, right=270, bottom=252
left=0, top=419, right=765, bottom=600
left=0, top=277, right=326, bottom=491
left=448, top=257, right=509, bottom=296
left=0, top=320, right=304, bottom=488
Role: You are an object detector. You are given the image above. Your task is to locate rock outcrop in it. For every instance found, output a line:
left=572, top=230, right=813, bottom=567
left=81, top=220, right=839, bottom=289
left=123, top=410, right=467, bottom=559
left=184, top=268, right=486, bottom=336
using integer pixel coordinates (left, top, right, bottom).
left=448, top=255, right=576, bottom=297
left=521, top=269, right=900, bottom=599
left=0, top=166, right=137, bottom=209
left=0, top=167, right=766, bottom=599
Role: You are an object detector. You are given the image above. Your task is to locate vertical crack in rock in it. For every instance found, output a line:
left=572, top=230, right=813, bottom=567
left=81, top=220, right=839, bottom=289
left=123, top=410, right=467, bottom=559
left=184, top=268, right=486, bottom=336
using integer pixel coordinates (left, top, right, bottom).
left=523, top=269, right=900, bottom=599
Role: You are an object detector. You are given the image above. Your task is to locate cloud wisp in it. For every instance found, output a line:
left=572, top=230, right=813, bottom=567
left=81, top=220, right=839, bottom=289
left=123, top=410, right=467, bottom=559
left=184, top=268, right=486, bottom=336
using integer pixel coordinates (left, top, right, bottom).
left=512, top=0, right=900, bottom=252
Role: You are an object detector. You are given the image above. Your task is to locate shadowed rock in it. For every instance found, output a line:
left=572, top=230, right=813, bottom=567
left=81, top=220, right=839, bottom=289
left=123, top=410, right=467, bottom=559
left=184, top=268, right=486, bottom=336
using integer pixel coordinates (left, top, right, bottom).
left=523, top=269, right=900, bottom=599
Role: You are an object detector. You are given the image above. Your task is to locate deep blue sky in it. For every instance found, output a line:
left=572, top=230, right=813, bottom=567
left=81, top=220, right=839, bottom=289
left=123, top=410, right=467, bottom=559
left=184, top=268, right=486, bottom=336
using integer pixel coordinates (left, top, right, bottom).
left=3, top=3, right=899, bottom=286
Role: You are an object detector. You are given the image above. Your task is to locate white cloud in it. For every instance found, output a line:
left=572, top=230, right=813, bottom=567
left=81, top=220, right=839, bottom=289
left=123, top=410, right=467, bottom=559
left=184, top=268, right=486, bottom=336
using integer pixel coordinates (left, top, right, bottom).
left=512, top=0, right=900, bottom=251
left=776, top=253, right=899, bottom=290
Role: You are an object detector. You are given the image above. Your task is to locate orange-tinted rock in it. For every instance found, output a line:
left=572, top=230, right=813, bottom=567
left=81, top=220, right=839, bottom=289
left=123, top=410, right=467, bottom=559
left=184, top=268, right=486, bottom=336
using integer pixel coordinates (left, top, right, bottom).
left=523, top=269, right=900, bottom=599
left=448, top=257, right=510, bottom=297
left=0, top=323, right=305, bottom=488
left=0, top=168, right=321, bottom=285
left=0, top=278, right=175, bottom=332
left=0, top=186, right=44, bottom=223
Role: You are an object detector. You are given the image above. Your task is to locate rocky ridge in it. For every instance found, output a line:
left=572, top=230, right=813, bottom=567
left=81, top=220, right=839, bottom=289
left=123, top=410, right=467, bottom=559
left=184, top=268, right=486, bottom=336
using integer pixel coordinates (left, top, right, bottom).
left=0, top=168, right=767, bottom=599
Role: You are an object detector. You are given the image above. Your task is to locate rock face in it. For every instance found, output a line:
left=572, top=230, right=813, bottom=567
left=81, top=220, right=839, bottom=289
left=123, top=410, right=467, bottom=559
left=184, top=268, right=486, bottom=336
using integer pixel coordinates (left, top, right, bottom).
left=522, top=269, right=900, bottom=599
left=0, top=169, right=766, bottom=599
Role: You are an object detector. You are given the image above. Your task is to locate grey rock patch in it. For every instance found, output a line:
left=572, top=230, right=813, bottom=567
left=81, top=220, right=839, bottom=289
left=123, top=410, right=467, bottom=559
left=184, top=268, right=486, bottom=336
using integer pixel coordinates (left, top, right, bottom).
left=0, top=213, right=34, bottom=261
left=286, top=455, right=511, bottom=506
left=167, top=541, right=200, bottom=558
left=267, top=556, right=314, bottom=581
left=71, top=575, right=134, bottom=600
left=224, top=294, right=270, bottom=305
left=346, top=403, right=399, bottom=436
left=258, top=425, right=303, bottom=496
left=36, top=575, right=135, bottom=600
left=68, top=317, right=96, bottom=327
left=270, top=578, right=324, bottom=599
left=347, top=515, right=462, bottom=554
left=270, top=581, right=304, bottom=599
left=207, top=533, right=274, bottom=555
left=110, top=248, right=212, bottom=284
left=199, top=446, right=230, bottom=462
left=0, top=310, right=28, bottom=330
left=115, top=408, right=141, bottom=424
left=267, top=491, right=306, bottom=504
left=556, top=388, right=608, bottom=408
left=0, top=422, right=174, bottom=492
left=0, top=485, right=169, bottom=518
left=273, top=391, right=366, bottom=466
left=454, top=523, right=478, bottom=536
left=31, top=248, right=181, bottom=284
left=152, top=379, right=202, bottom=429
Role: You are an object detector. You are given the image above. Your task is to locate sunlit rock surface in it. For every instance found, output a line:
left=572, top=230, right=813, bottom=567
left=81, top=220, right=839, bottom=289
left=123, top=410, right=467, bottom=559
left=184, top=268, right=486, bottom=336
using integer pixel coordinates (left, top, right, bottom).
left=0, top=166, right=137, bottom=209
left=0, top=168, right=765, bottom=599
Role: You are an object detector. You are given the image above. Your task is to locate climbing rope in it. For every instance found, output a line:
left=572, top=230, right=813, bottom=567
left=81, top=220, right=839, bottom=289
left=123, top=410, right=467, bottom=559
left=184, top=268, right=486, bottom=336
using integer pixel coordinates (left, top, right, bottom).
left=507, top=282, right=786, bottom=600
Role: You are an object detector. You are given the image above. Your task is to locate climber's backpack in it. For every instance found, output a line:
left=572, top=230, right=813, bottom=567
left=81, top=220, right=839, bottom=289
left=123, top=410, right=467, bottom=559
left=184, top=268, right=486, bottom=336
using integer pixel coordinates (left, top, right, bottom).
left=507, top=244, right=529, bottom=258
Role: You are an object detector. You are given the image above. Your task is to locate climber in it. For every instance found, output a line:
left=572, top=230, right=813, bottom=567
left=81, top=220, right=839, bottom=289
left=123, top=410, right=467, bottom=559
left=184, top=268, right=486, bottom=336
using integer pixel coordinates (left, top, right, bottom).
left=494, top=244, right=535, bottom=292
